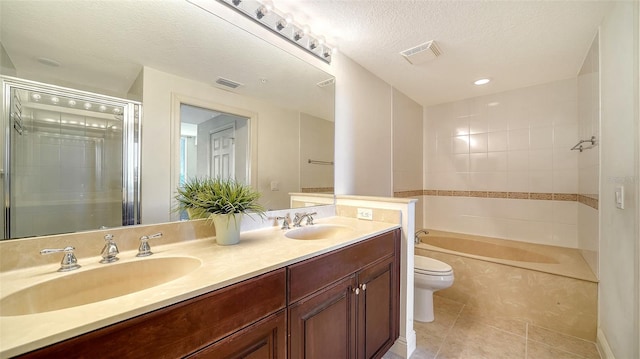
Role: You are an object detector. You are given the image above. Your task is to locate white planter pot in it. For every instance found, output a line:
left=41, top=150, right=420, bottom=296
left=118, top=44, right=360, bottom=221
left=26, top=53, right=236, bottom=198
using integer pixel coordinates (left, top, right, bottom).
left=211, top=213, right=243, bottom=246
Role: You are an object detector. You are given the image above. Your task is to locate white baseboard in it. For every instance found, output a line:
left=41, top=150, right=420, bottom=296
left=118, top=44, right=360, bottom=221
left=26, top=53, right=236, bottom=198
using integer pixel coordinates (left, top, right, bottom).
left=597, top=328, right=616, bottom=359
left=388, top=330, right=417, bottom=358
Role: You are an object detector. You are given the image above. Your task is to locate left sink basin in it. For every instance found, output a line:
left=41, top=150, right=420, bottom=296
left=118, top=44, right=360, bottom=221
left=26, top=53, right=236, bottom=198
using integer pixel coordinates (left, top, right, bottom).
left=0, top=256, right=201, bottom=316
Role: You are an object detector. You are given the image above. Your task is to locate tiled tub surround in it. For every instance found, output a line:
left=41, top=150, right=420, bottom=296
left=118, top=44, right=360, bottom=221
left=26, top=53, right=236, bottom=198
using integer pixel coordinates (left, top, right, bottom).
left=415, top=230, right=597, bottom=341
left=423, top=78, right=590, bottom=249
left=0, top=215, right=399, bottom=357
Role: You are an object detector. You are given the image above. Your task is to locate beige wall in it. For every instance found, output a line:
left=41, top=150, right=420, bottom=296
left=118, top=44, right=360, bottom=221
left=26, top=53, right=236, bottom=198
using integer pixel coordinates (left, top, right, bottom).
left=300, top=113, right=334, bottom=190
left=598, top=1, right=639, bottom=358
left=141, top=66, right=300, bottom=224
left=577, top=33, right=600, bottom=277
left=392, top=88, right=424, bottom=229
left=334, top=54, right=393, bottom=197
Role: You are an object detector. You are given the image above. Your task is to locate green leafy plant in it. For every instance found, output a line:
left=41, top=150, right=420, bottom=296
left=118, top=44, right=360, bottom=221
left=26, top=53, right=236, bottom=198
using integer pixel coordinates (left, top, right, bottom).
left=175, top=177, right=265, bottom=219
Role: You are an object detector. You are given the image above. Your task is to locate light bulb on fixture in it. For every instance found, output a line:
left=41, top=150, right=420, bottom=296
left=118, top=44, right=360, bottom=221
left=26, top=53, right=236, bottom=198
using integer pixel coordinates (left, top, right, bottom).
left=293, top=28, right=303, bottom=41
left=284, top=13, right=293, bottom=24
left=276, top=18, right=287, bottom=31
left=309, top=39, right=318, bottom=50
left=255, top=5, right=268, bottom=19
left=50, top=96, right=59, bottom=104
left=84, top=102, right=92, bottom=110
left=322, top=47, right=332, bottom=58
left=31, top=93, right=41, bottom=101
left=231, top=0, right=241, bottom=5
left=99, top=105, right=107, bottom=112
left=68, top=100, right=76, bottom=106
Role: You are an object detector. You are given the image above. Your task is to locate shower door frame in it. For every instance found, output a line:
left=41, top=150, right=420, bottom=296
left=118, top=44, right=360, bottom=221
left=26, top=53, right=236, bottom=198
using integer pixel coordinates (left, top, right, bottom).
left=1, top=76, right=141, bottom=239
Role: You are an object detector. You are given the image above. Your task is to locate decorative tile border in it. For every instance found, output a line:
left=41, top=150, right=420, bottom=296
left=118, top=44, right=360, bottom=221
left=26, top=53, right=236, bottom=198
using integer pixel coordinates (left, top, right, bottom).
left=578, top=194, right=599, bottom=210
left=393, top=189, right=599, bottom=209
left=301, top=187, right=334, bottom=193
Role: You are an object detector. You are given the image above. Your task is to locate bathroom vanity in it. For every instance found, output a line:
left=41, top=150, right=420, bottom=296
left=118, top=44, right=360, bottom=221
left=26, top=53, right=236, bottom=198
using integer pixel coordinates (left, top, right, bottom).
left=1, top=218, right=400, bottom=359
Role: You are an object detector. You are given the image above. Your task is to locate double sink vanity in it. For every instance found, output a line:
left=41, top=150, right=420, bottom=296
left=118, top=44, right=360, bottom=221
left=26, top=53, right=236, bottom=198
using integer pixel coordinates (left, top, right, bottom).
left=0, top=215, right=401, bottom=358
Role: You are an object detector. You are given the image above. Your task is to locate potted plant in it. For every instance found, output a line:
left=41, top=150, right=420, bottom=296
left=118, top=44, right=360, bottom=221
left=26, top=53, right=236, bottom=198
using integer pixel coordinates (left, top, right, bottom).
left=175, top=177, right=265, bottom=245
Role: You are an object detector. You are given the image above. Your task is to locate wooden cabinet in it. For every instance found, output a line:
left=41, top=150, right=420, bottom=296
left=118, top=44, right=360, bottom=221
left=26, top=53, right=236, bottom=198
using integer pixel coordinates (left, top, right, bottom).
left=18, top=228, right=400, bottom=359
left=288, top=229, right=400, bottom=359
left=357, top=256, right=398, bottom=359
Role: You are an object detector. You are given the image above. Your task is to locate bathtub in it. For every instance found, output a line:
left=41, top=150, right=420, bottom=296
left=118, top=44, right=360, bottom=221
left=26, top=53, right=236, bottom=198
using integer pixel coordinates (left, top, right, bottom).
left=415, top=229, right=598, bottom=341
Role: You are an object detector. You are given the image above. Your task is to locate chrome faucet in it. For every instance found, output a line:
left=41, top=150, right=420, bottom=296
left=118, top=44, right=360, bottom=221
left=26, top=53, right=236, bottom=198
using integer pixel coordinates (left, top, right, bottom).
left=293, top=212, right=317, bottom=227
left=414, top=229, right=429, bottom=244
left=137, top=232, right=163, bottom=257
left=100, top=234, right=119, bottom=263
left=40, top=246, right=81, bottom=272
left=276, top=215, right=290, bottom=230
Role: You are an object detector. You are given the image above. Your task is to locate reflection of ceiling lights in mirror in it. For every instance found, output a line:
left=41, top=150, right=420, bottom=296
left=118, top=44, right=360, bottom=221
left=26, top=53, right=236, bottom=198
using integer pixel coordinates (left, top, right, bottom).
left=218, top=0, right=334, bottom=63
left=26, top=91, right=123, bottom=116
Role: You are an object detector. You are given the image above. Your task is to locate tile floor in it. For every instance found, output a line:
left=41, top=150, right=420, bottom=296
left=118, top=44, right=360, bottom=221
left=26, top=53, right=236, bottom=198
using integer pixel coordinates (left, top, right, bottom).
left=385, top=295, right=601, bottom=359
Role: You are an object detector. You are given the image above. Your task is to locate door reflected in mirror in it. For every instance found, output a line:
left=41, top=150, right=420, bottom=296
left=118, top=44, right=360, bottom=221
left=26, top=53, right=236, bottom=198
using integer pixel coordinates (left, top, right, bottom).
left=180, top=104, right=250, bottom=185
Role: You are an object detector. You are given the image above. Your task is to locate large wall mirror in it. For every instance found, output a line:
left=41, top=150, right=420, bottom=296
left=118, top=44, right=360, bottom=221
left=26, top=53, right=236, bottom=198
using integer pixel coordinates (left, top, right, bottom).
left=0, top=0, right=335, bottom=239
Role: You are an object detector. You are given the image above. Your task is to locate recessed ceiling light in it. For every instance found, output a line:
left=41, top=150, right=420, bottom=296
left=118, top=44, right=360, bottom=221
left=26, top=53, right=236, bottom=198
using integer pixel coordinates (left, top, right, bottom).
left=36, top=57, right=61, bottom=67
left=474, top=78, right=491, bottom=85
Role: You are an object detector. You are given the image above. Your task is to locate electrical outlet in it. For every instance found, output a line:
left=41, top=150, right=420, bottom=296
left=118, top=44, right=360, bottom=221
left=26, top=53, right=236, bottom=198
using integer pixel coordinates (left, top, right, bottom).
left=357, top=208, right=373, bottom=220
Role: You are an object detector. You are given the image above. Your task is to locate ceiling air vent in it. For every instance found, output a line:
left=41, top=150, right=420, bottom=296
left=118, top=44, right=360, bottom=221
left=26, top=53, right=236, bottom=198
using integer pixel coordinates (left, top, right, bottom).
left=317, top=78, right=335, bottom=88
left=400, top=40, right=442, bottom=65
left=215, top=77, right=243, bottom=89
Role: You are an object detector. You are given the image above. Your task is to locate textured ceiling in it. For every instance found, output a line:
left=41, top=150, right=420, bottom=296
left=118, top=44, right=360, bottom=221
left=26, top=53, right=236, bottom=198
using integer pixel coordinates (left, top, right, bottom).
left=276, top=0, right=613, bottom=106
left=0, top=0, right=613, bottom=109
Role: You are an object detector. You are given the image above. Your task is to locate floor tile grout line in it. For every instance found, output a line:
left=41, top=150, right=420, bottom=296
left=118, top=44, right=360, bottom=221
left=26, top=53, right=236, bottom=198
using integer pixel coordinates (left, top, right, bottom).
left=526, top=337, right=597, bottom=359
left=433, top=303, right=465, bottom=358
left=524, top=322, right=529, bottom=359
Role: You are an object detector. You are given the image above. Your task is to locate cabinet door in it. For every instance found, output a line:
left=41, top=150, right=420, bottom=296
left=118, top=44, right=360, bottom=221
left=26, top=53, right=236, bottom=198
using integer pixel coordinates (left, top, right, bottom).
left=289, top=275, right=358, bottom=359
left=187, top=310, right=286, bottom=359
left=357, top=257, right=398, bottom=359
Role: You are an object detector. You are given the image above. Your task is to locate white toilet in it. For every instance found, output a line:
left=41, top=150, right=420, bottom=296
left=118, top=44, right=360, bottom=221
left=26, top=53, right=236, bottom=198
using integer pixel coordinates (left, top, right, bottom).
left=414, top=255, right=454, bottom=322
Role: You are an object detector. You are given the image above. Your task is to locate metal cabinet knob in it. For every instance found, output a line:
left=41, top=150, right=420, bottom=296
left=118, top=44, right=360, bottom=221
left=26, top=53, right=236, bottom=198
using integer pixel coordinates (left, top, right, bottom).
left=360, top=283, right=367, bottom=291
left=353, top=287, right=360, bottom=295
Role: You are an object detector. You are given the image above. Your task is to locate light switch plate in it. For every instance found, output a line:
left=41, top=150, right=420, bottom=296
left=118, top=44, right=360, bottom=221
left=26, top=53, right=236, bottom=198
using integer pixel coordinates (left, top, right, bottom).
left=615, top=185, right=624, bottom=209
left=357, top=208, right=373, bottom=220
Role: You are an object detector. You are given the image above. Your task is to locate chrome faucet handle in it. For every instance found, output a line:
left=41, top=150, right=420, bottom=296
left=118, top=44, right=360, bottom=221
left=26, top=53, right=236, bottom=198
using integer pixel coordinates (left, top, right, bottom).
left=305, top=212, right=317, bottom=226
left=100, top=234, right=119, bottom=263
left=137, top=232, right=163, bottom=257
left=276, top=216, right=290, bottom=230
left=293, top=213, right=304, bottom=227
left=40, top=246, right=81, bottom=272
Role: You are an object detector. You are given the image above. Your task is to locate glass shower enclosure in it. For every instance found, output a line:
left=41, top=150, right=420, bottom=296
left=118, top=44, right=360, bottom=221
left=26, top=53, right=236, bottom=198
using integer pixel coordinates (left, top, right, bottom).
left=1, top=77, right=140, bottom=239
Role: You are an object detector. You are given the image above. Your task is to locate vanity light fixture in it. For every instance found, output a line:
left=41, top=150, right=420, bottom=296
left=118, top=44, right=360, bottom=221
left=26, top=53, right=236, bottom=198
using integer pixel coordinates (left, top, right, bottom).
left=217, top=0, right=335, bottom=63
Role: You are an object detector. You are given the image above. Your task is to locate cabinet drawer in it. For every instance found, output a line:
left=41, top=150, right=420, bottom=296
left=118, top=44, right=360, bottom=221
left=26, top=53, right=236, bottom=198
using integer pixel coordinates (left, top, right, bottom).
left=288, top=231, right=396, bottom=303
left=187, top=309, right=286, bottom=359
left=19, top=268, right=286, bottom=359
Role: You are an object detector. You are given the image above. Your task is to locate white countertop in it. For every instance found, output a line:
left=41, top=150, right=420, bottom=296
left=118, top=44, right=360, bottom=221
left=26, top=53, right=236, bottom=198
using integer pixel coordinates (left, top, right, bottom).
left=0, top=216, right=399, bottom=358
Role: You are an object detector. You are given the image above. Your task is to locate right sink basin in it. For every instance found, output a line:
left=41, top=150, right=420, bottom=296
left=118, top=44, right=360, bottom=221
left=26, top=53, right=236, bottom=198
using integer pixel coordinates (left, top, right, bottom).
left=285, top=224, right=355, bottom=240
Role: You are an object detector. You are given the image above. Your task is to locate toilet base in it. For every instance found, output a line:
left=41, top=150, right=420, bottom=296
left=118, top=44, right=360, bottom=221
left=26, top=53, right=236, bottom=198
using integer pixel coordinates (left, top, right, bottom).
left=414, top=288, right=435, bottom=322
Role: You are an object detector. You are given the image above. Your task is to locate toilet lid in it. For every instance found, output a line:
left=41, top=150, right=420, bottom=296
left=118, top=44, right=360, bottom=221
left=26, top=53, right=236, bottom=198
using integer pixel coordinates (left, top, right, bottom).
left=414, top=255, right=453, bottom=274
